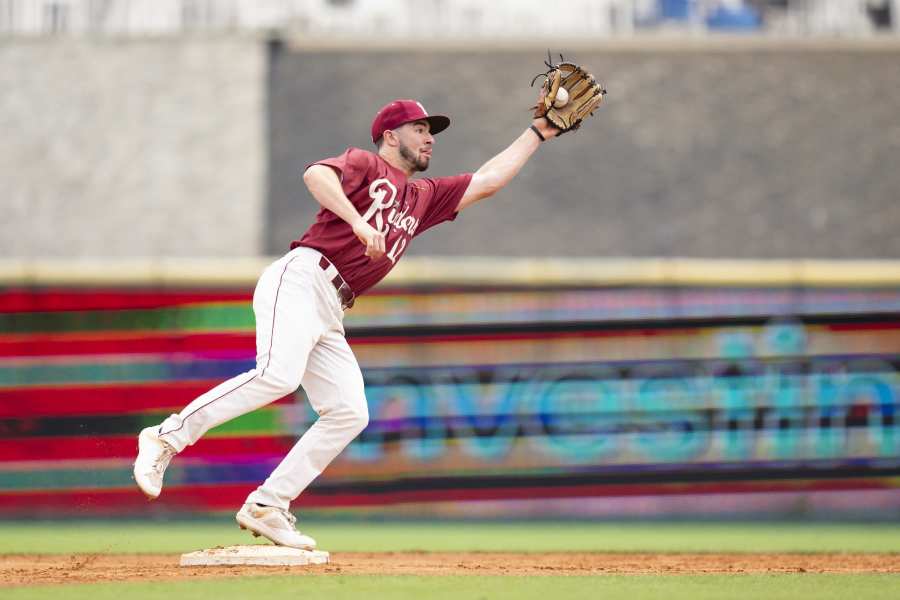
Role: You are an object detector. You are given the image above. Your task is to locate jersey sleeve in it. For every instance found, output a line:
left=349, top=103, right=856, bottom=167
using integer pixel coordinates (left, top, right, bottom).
left=307, top=148, right=373, bottom=200
left=415, top=173, right=474, bottom=236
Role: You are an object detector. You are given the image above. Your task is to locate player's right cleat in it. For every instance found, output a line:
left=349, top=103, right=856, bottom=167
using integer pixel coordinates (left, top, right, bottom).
left=133, top=426, right=177, bottom=500
left=236, top=503, right=317, bottom=550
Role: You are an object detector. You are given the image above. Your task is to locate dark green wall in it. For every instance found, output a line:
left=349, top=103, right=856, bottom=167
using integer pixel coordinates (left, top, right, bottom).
left=266, top=43, right=900, bottom=259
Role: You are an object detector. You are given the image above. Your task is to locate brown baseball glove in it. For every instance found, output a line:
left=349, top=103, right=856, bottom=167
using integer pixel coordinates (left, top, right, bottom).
left=532, top=53, right=606, bottom=134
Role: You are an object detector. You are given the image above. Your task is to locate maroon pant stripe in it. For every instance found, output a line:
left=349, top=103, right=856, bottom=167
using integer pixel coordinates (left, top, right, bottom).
left=260, top=255, right=298, bottom=379
left=158, top=255, right=300, bottom=439
left=158, top=373, right=257, bottom=438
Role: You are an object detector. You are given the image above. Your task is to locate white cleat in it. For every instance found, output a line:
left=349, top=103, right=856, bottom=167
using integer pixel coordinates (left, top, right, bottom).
left=133, top=426, right=177, bottom=499
left=236, top=503, right=317, bottom=550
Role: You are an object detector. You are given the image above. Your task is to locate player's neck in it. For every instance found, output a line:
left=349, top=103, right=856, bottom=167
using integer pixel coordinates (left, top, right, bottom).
left=377, top=148, right=415, bottom=178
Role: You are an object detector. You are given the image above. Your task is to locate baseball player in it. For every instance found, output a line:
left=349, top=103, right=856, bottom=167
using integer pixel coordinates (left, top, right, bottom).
left=134, top=74, right=602, bottom=549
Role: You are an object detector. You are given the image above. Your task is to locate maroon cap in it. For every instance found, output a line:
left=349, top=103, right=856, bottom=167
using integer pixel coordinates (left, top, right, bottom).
left=371, top=99, right=450, bottom=144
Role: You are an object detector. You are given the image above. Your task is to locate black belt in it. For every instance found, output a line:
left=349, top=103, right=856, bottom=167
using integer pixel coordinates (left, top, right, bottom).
left=318, top=256, right=355, bottom=309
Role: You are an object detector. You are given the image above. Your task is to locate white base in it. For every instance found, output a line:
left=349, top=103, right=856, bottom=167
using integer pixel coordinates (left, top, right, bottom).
left=180, top=544, right=330, bottom=567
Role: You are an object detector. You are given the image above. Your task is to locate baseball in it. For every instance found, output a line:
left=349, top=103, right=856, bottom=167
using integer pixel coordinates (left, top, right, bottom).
left=553, top=87, right=569, bottom=108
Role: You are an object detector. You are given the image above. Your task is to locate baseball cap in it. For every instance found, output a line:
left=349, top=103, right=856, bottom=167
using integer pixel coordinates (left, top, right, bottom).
left=371, top=99, right=451, bottom=144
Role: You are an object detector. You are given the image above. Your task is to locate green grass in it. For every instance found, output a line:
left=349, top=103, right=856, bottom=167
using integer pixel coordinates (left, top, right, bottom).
left=4, top=574, right=898, bottom=600
left=4, top=521, right=897, bottom=599
left=1, top=520, right=899, bottom=555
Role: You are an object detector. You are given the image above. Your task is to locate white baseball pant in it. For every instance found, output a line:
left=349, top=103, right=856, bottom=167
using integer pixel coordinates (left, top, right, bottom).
left=158, top=246, right=369, bottom=509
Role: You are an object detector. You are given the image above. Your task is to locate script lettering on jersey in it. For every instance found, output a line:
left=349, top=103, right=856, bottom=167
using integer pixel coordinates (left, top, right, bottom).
left=361, top=178, right=398, bottom=234
left=361, top=178, right=422, bottom=264
left=386, top=204, right=420, bottom=237
left=384, top=197, right=422, bottom=263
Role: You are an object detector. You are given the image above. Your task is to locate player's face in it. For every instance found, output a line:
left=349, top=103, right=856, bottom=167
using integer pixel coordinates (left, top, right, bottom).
left=396, top=121, right=433, bottom=173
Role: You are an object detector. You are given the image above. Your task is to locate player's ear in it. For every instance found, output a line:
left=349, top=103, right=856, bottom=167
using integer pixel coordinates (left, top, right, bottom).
left=382, top=128, right=400, bottom=148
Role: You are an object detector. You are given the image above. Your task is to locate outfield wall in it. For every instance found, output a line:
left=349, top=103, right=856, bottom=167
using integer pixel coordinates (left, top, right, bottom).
left=266, top=41, right=900, bottom=259
left=3, top=37, right=900, bottom=260
left=0, top=37, right=266, bottom=258
left=1, top=258, right=898, bottom=518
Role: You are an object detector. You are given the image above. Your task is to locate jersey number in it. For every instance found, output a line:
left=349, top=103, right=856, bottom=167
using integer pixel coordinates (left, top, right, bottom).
left=386, top=237, right=407, bottom=264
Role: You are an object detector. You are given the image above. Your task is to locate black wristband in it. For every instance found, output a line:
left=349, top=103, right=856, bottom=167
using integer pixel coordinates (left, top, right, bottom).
left=529, top=124, right=546, bottom=142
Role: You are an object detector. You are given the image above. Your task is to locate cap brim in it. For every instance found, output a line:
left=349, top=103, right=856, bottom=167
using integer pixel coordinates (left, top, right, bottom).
left=424, top=115, right=450, bottom=136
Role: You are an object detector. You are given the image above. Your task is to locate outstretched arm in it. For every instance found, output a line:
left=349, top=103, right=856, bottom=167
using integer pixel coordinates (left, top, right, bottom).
left=303, top=165, right=386, bottom=259
left=456, top=118, right=558, bottom=212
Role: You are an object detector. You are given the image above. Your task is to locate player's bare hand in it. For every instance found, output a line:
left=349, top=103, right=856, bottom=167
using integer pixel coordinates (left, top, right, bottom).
left=353, top=220, right=386, bottom=260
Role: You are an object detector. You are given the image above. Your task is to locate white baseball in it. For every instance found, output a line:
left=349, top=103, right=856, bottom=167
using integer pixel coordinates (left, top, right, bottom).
left=553, top=87, right=569, bottom=108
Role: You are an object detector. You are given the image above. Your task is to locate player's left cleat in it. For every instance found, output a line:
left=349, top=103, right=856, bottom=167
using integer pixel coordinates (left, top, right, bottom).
left=133, top=426, right=177, bottom=499
left=236, top=503, right=317, bottom=550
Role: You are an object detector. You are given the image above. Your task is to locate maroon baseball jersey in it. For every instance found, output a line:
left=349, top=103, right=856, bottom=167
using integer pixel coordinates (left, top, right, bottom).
left=292, top=147, right=472, bottom=296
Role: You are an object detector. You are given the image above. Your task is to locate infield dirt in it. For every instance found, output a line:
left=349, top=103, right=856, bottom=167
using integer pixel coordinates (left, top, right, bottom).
left=2, top=552, right=898, bottom=587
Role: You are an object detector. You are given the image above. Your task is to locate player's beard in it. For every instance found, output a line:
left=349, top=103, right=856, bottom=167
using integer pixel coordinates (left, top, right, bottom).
left=399, top=141, right=430, bottom=172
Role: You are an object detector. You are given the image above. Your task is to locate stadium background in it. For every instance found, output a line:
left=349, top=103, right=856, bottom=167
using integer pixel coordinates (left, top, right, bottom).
left=1, top=0, right=899, bottom=524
